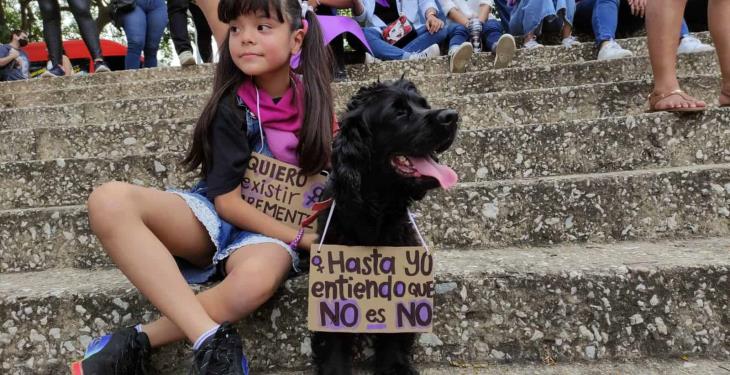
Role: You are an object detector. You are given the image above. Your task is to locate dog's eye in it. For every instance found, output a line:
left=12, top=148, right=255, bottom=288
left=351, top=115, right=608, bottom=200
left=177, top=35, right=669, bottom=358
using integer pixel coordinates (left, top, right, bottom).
left=395, top=108, right=411, bottom=118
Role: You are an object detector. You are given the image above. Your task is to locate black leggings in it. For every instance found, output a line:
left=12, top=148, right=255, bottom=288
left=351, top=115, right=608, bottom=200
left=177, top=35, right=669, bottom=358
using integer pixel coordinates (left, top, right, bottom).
left=37, top=0, right=102, bottom=65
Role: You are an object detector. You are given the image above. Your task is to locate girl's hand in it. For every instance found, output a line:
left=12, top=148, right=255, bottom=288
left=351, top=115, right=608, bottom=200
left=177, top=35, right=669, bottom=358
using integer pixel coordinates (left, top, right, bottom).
left=426, top=14, right=444, bottom=34
left=628, top=0, right=646, bottom=17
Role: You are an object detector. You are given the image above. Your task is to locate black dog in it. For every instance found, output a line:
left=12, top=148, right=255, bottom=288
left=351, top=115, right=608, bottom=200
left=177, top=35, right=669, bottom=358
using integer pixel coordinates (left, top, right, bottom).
left=312, top=79, right=459, bottom=375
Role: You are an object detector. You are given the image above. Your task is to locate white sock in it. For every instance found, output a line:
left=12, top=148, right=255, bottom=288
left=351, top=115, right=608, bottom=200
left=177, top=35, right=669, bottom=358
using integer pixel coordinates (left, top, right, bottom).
left=134, top=324, right=143, bottom=333
left=193, top=325, right=220, bottom=351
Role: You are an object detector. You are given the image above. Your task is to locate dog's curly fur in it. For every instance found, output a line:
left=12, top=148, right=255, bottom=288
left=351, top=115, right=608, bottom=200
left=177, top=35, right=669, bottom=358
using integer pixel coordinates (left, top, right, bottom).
left=311, top=79, right=459, bottom=375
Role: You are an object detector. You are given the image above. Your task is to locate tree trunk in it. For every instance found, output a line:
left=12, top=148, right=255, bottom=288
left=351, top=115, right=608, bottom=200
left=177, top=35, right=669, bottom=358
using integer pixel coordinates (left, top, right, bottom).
left=0, top=0, right=8, bottom=43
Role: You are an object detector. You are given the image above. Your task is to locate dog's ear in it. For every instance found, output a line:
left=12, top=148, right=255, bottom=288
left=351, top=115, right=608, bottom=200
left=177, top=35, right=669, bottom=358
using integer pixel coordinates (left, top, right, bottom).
left=331, top=111, right=372, bottom=205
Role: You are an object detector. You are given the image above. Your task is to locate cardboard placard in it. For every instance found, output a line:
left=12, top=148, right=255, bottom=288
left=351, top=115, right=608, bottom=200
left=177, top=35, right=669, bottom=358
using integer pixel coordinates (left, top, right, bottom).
left=240, top=152, right=327, bottom=232
left=308, top=245, right=434, bottom=333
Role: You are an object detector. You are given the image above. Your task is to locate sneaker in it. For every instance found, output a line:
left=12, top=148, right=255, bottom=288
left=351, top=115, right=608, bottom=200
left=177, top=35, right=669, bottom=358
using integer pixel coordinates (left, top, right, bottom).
left=70, top=327, right=151, bottom=375
left=364, top=53, right=381, bottom=64
left=178, top=50, right=197, bottom=66
left=597, top=40, right=634, bottom=61
left=677, top=35, right=715, bottom=54
left=561, top=36, right=580, bottom=48
left=41, top=64, right=66, bottom=77
left=493, top=34, right=516, bottom=69
left=448, top=41, right=473, bottom=73
left=408, top=44, right=441, bottom=60
left=94, top=60, right=111, bottom=73
left=192, top=323, right=249, bottom=375
left=523, top=39, right=543, bottom=49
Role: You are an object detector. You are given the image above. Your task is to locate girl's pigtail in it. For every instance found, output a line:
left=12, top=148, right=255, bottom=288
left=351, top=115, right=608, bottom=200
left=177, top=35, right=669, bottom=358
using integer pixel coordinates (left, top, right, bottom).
left=296, top=9, right=334, bottom=175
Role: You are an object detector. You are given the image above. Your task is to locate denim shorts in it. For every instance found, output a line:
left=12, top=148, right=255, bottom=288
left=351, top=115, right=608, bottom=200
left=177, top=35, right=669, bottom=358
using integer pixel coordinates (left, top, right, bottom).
left=169, top=181, right=301, bottom=284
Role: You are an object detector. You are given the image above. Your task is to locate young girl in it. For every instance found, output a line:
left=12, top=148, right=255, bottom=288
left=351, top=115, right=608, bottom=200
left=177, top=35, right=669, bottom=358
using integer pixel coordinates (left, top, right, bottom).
left=71, top=0, right=333, bottom=373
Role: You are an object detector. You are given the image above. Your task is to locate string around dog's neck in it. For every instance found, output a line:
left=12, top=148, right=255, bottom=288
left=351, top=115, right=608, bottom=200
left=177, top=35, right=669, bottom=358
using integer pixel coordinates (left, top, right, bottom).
left=316, top=200, right=431, bottom=254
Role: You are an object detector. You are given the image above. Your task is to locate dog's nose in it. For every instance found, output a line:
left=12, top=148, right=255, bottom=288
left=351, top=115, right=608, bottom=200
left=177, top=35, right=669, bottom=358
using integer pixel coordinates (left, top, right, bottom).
left=436, top=109, right=459, bottom=126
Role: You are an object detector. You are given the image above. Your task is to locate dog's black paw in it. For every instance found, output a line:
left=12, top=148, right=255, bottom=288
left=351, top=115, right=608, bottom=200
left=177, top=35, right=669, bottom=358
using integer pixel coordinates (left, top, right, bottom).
left=374, top=363, right=419, bottom=375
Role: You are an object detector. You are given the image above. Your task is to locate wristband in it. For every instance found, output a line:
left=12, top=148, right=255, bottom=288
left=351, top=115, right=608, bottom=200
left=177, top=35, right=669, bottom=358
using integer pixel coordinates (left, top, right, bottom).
left=289, top=228, right=305, bottom=251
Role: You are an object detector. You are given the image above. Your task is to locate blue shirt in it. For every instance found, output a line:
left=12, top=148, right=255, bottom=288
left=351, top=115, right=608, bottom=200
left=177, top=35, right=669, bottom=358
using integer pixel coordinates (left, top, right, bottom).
left=0, top=44, right=29, bottom=81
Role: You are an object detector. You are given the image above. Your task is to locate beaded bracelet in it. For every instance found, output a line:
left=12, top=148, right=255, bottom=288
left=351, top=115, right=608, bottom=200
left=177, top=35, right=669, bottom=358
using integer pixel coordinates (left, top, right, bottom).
left=290, top=227, right=305, bottom=251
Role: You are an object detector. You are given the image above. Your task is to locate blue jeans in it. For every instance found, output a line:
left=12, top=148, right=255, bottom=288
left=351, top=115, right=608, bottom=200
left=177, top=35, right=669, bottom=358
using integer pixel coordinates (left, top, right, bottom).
left=509, top=0, right=576, bottom=36
left=364, top=26, right=448, bottom=60
left=121, top=0, right=168, bottom=69
left=447, top=20, right=505, bottom=52
left=574, top=0, right=688, bottom=46
left=493, top=0, right=513, bottom=32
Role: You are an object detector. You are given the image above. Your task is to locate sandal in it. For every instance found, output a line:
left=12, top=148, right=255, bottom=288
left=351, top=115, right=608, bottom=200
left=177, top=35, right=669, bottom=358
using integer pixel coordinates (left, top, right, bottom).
left=647, top=89, right=706, bottom=113
left=721, top=89, right=730, bottom=108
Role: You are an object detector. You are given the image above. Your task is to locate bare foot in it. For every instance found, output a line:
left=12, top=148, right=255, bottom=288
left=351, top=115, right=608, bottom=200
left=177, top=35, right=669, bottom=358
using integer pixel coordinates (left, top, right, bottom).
left=649, top=89, right=706, bottom=112
left=720, top=89, right=730, bottom=107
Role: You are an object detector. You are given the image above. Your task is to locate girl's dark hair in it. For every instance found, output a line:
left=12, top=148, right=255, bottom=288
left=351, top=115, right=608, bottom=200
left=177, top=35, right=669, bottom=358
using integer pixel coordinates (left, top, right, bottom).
left=183, top=0, right=333, bottom=177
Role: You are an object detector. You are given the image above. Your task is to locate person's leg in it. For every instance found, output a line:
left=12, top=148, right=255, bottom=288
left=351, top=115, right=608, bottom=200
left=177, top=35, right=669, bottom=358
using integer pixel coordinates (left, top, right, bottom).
left=67, top=0, right=104, bottom=60
left=708, top=0, right=730, bottom=105
left=37, top=0, right=63, bottom=66
left=143, top=0, right=168, bottom=68
left=364, top=27, right=408, bottom=60
left=121, top=7, right=146, bottom=69
left=87, top=182, right=219, bottom=343
left=592, top=0, right=618, bottom=46
left=447, top=21, right=469, bottom=51
left=190, top=3, right=213, bottom=62
left=572, top=0, right=596, bottom=36
left=493, top=0, right=512, bottom=32
left=192, top=0, right=227, bottom=46
left=402, top=26, right=448, bottom=53
left=167, top=0, right=193, bottom=55
left=482, top=19, right=503, bottom=51
left=140, top=243, right=292, bottom=347
left=646, top=0, right=705, bottom=110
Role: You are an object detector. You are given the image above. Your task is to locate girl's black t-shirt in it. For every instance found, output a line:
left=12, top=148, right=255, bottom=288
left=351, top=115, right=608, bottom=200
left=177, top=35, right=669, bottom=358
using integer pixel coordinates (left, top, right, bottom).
left=205, top=95, right=251, bottom=200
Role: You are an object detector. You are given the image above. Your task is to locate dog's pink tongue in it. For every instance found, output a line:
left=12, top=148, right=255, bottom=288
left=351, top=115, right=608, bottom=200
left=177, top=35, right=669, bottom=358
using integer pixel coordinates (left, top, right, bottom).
left=408, top=156, right=458, bottom=189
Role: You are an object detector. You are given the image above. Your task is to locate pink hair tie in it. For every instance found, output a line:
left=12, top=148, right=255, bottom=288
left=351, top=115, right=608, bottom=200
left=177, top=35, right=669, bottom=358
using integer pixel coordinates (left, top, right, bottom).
left=302, top=19, right=309, bottom=35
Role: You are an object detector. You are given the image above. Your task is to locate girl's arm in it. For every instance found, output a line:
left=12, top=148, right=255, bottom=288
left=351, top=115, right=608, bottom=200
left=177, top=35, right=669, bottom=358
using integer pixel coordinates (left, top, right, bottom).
left=214, top=190, right=317, bottom=250
left=478, top=3, right=491, bottom=22
left=448, top=7, right=470, bottom=26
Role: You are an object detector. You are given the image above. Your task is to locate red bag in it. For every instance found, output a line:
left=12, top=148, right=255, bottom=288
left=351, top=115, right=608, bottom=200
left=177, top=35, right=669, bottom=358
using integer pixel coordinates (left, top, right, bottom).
left=382, top=15, right=416, bottom=47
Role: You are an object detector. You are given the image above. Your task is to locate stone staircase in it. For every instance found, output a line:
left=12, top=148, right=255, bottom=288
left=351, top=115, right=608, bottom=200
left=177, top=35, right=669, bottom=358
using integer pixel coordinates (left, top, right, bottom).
left=0, top=32, right=728, bottom=374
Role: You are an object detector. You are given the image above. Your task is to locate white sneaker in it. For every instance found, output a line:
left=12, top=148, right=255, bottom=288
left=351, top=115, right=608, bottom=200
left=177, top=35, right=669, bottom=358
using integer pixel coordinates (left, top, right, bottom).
left=677, top=35, right=715, bottom=54
left=561, top=36, right=580, bottom=48
left=178, top=50, right=196, bottom=66
left=449, top=42, right=473, bottom=73
left=597, top=40, right=634, bottom=61
left=523, top=39, right=543, bottom=49
left=408, top=44, right=441, bottom=60
left=365, top=53, right=381, bottom=64
left=493, top=34, right=516, bottom=69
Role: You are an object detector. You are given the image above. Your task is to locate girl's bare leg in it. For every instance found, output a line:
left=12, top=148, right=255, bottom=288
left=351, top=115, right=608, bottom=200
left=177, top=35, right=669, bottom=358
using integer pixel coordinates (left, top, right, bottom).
left=709, top=0, right=730, bottom=105
left=140, top=244, right=292, bottom=347
left=87, top=182, right=218, bottom=343
left=646, top=0, right=706, bottom=109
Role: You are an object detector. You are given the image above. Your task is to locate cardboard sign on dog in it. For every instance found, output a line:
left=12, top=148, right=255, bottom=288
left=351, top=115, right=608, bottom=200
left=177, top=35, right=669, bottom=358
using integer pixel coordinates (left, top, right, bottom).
left=240, top=153, right=327, bottom=232
left=308, top=245, right=434, bottom=333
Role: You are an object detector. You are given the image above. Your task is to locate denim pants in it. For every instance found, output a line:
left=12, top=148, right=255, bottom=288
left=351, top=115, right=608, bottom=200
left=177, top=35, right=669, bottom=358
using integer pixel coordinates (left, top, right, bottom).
left=364, top=25, right=448, bottom=60
left=447, top=19, right=504, bottom=52
left=574, top=0, right=689, bottom=46
left=509, top=0, right=576, bottom=36
left=121, top=0, right=168, bottom=69
left=493, top=0, right=513, bottom=33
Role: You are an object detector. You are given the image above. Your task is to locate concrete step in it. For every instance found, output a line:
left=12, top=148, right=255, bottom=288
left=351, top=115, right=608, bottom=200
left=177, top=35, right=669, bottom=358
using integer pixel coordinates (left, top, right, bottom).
left=424, top=164, right=730, bottom=249
left=1, top=75, right=725, bottom=131
left=5, top=103, right=726, bottom=177
left=0, top=164, right=727, bottom=273
left=0, top=32, right=712, bottom=97
left=2, top=107, right=729, bottom=208
left=1, top=237, right=728, bottom=373
left=259, top=360, right=730, bottom=375
left=2, top=52, right=719, bottom=110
